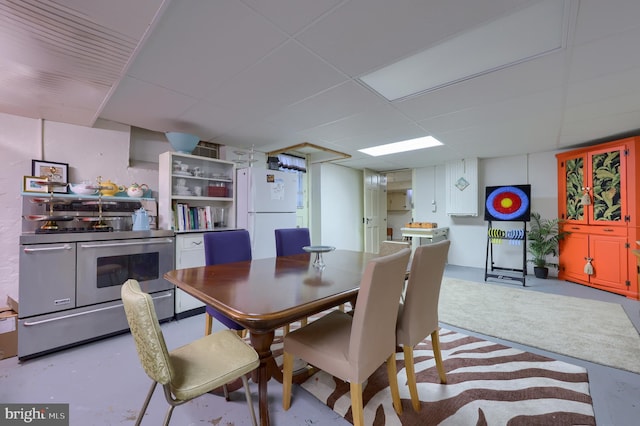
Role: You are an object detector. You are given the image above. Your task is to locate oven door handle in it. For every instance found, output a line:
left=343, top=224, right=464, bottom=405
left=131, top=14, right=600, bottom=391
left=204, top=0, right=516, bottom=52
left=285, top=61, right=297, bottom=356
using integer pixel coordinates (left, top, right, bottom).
left=23, top=244, right=73, bottom=253
left=79, top=239, right=173, bottom=249
left=23, top=292, right=173, bottom=326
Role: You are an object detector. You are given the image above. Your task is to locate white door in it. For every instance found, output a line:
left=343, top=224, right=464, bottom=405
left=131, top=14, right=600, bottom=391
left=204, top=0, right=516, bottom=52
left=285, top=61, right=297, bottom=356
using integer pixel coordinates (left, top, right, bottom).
left=363, top=169, right=387, bottom=253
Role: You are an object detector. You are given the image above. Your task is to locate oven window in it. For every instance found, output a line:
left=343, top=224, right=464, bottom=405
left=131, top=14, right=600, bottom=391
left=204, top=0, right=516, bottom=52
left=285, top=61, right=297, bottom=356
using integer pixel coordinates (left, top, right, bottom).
left=96, top=252, right=160, bottom=288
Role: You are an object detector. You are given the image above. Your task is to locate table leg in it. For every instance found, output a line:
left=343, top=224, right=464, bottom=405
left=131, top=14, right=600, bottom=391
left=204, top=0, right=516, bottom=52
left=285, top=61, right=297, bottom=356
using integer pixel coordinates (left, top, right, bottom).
left=249, top=330, right=278, bottom=426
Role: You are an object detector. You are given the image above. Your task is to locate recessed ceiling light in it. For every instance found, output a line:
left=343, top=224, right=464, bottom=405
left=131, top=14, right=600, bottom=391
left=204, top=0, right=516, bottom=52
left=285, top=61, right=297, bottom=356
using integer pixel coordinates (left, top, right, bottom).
left=359, top=0, right=571, bottom=101
left=359, top=136, right=443, bottom=157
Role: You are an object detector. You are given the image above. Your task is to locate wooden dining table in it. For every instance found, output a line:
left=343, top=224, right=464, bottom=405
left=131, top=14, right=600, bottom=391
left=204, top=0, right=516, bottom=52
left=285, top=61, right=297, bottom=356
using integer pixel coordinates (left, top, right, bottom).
left=163, top=249, right=377, bottom=426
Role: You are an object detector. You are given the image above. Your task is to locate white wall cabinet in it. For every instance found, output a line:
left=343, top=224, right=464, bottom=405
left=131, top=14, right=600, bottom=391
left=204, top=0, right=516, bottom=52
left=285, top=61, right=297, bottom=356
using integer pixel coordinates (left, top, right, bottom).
left=387, top=191, right=410, bottom=211
left=445, top=158, right=478, bottom=216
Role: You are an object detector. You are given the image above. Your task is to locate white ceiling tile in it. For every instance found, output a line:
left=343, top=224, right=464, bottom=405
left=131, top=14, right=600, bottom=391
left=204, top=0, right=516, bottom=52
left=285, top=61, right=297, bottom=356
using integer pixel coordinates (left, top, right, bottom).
left=568, top=25, right=640, bottom=84
left=126, top=0, right=288, bottom=98
left=572, top=0, right=640, bottom=45
left=301, top=104, right=421, bottom=146
left=267, top=81, right=385, bottom=132
left=296, top=0, right=532, bottom=76
left=99, top=77, right=197, bottom=132
left=240, top=0, right=343, bottom=35
left=203, top=41, right=348, bottom=120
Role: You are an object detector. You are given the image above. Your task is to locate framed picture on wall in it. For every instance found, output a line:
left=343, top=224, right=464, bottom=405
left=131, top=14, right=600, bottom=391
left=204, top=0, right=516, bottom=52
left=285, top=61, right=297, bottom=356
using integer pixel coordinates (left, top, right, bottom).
left=31, top=160, right=68, bottom=193
left=23, top=176, right=48, bottom=193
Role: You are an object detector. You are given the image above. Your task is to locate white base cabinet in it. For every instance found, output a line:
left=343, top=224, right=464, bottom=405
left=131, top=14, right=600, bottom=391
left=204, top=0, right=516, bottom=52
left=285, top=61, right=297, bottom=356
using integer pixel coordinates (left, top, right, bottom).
left=174, top=233, right=207, bottom=314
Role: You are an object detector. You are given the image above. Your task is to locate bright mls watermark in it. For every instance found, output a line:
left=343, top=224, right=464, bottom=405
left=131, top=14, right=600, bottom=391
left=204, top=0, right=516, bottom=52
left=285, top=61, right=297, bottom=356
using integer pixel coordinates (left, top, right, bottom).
left=0, top=404, right=68, bottom=425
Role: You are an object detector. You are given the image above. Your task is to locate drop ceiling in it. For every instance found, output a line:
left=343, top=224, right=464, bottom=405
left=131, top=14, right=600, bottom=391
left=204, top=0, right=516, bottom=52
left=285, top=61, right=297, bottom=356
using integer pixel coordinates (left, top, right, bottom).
left=2, top=0, right=640, bottom=171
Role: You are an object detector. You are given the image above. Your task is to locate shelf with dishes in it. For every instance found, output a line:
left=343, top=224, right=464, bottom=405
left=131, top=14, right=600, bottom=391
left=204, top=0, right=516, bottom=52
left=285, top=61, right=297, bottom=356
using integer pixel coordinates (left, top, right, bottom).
left=159, top=151, right=237, bottom=232
left=171, top=174, right=232, bottom=198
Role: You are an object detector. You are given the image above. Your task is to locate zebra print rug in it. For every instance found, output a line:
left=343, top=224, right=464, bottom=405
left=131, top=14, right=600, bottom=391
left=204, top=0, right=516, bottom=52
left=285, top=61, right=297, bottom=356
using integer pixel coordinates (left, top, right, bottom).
left=276, top=327, right=595, bottom=425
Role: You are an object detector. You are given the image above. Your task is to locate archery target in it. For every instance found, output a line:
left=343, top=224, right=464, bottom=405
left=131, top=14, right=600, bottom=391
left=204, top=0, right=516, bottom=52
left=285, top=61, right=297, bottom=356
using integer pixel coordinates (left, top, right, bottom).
left=484, top=185, right=531, bottom=221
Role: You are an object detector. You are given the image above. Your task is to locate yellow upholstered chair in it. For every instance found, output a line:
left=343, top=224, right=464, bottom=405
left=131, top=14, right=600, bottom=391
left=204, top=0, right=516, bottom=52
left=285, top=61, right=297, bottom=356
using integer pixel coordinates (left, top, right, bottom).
left=121, top=279, right=259, bottom=426
left=395, top=240, right=450, bottom=411
left=282, top=248, right=411, bottom=426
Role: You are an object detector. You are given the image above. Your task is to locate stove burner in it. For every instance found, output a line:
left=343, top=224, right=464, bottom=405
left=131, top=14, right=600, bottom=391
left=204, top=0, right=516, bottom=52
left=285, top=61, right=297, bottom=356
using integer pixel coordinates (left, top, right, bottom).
left=35, top=227, right=114, bottom=234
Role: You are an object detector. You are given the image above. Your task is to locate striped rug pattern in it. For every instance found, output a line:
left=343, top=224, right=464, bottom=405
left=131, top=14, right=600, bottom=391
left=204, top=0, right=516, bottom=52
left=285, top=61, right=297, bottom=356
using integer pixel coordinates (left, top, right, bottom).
left=272, top=324, right=595, bottom=425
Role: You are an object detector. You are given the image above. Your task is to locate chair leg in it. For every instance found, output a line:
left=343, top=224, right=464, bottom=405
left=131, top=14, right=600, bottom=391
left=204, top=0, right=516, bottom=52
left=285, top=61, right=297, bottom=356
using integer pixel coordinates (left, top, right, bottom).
left=300, top=317, right=308, bottom=327
left=350, top=382, right=364, bottom=426
left=204, top=313, right=213, bottom=336
left=283, top=324, right=290, bottom=336
left=403, top=346, right=420, bottom=412
left=163, top=406, right=175, bottom=426
left=223, top=384, right=230, bottom=401
left=135, top=381, right=157, bottom=426
left=386, top=353, right=403, bottom=415
left=431, top=330, right=447, bottom=384
left=241, top=374, right=258, bottom=426
left=282, top=352, right=294, bottom=410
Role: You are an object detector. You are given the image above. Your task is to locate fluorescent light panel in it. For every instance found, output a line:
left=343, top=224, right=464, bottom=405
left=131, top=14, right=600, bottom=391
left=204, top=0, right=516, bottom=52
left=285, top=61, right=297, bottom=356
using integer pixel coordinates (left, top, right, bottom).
left=359, top=0, right=569, bottom=101
left=359, top=136, right=442, bottom=157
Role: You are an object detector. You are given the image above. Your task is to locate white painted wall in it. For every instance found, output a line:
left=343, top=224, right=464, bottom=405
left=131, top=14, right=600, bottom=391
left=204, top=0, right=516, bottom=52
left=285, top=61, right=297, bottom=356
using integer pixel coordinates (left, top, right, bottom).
left=0, top=113, right=41, bottom=303
left=0, top=113, right=171, bottom=305
left=0, top=110, right=563, bottom=306
left=412, top=152, right=560, bottom=275
left=310, top=162, right=363, bottom=251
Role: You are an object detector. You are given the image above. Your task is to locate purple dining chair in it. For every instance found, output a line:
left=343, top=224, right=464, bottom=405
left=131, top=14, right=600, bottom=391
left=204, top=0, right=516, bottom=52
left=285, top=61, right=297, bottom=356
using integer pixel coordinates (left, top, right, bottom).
left=274, top=228, right=310, bottom=256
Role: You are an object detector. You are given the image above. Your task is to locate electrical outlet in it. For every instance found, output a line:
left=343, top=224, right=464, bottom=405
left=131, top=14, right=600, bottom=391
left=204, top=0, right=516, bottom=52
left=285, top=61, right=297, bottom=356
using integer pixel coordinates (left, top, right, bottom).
left=431, top=200, right=437, bottom=212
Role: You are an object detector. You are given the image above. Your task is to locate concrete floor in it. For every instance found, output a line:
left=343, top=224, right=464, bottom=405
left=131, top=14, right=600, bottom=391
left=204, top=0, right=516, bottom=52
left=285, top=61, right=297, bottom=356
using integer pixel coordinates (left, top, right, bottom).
left=1, top=265, right=639, bottom=425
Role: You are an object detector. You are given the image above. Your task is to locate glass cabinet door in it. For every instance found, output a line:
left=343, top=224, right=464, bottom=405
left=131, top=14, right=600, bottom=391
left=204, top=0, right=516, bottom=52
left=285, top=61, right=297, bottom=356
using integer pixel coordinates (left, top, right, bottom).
left=588, top=147, right=625, bottom=224
left=562, top=154, right=587, bottom=223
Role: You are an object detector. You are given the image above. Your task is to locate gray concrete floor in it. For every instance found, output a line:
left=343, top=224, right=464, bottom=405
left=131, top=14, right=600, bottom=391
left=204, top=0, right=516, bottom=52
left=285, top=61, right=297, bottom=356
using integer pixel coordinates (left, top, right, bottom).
left=1, top=266, right=639, bottom=425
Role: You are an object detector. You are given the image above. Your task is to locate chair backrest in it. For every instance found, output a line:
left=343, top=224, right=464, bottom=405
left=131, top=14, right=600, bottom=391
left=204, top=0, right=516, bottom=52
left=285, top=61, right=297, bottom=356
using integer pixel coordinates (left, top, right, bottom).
left=274, top=228, right=311, bottom=256
left=349, top=248, right=411, bottom=383
left=378, top=240, right=410, bottom=256
left=204, top=229, right=252, bottom=265
left=121, top=279, right=173, bottom=385
left=396, top=240, right=451, bottom=347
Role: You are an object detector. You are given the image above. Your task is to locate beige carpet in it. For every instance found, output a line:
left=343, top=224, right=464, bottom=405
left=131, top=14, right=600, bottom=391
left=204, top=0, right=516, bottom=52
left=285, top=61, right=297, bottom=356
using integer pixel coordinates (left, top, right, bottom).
left=439, top=277, right=640, bottom=374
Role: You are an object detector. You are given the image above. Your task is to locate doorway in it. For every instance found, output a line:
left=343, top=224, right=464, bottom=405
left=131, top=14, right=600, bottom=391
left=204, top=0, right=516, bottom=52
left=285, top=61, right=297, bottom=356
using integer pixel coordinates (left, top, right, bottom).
left=385, top=170, right=413, bottom=242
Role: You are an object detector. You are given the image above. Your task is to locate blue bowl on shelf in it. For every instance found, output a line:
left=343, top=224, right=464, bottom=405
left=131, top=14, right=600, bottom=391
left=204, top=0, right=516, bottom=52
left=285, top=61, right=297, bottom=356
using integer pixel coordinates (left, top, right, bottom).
left=165, top=132, right=200, bottom=154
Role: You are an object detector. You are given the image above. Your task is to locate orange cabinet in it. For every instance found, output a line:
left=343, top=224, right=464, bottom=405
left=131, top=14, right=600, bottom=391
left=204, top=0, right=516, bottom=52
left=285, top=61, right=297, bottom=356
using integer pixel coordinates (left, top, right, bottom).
left=557, top=137, right=640, bottom=299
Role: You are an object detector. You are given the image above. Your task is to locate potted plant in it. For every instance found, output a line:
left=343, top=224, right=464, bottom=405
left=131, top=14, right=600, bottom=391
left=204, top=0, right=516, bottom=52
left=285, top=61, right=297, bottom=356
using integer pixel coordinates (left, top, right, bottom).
left=527, top=212, right=569, bottom=279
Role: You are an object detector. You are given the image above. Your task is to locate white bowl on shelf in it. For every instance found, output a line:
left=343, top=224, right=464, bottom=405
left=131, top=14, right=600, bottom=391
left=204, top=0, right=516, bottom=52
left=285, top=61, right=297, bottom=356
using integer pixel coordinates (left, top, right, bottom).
left=69, top=183, right=97, bottom=195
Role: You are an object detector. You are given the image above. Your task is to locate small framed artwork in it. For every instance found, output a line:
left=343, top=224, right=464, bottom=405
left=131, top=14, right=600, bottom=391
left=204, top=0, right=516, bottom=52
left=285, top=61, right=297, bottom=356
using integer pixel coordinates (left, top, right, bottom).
left=23, top=176, right=49, bottom=193
left=31, top=160, right=68, bottom=193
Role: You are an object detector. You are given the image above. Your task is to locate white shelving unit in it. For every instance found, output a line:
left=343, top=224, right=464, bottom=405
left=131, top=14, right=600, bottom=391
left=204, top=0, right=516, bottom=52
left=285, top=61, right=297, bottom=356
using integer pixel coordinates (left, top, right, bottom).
left=158, top=151, right=237, bottom=316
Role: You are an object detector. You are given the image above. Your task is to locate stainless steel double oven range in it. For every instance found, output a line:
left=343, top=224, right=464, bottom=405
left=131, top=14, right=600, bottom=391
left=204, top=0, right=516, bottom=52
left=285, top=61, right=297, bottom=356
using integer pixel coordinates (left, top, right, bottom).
left=18, top=196, right=175, bottom=359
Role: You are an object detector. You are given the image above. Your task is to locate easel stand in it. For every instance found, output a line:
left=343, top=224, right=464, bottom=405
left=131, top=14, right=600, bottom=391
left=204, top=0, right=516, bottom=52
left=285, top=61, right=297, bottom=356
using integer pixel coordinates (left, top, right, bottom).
left=484, top=220, right=527, bottom=286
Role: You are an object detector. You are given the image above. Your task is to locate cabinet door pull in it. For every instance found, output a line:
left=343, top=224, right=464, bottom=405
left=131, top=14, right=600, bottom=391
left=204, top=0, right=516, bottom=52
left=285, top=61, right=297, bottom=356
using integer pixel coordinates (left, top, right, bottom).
left=603, top=228, right=614, bottom=232
left=23, top=244, right=73, bottom=253
left=570, top=227, right=581, bottom=230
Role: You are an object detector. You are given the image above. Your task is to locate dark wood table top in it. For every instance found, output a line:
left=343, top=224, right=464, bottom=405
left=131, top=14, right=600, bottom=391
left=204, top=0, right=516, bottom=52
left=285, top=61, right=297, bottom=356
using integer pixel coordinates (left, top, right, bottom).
left=164, top=249, right=377, bottom=332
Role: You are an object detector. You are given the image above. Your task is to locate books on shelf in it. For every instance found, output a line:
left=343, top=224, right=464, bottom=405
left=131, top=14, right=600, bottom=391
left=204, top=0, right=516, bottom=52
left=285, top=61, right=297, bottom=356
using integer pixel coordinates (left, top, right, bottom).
left=172, top=202, right=214, bottom=231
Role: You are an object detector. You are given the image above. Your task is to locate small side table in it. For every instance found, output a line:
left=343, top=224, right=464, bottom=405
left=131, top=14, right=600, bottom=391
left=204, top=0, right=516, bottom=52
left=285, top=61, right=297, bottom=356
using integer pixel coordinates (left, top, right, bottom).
left=400, top=227, right=449, bottom=252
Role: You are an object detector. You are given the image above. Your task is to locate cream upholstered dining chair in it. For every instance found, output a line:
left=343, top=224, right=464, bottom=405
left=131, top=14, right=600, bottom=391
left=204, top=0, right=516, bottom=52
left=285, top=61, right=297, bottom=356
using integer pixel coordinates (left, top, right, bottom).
left=396, top=240, right=450, bottom=412
left=282, top=248, right=412, bottom=426
left=121, top=279, right=259, bottom=426
left=379, top=240, right=410, bottom=256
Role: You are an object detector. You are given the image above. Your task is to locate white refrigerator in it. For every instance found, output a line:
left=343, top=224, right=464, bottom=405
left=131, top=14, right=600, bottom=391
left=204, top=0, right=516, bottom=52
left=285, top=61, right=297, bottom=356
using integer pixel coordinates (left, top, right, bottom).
left=236, top=168, right=298, bottom=259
